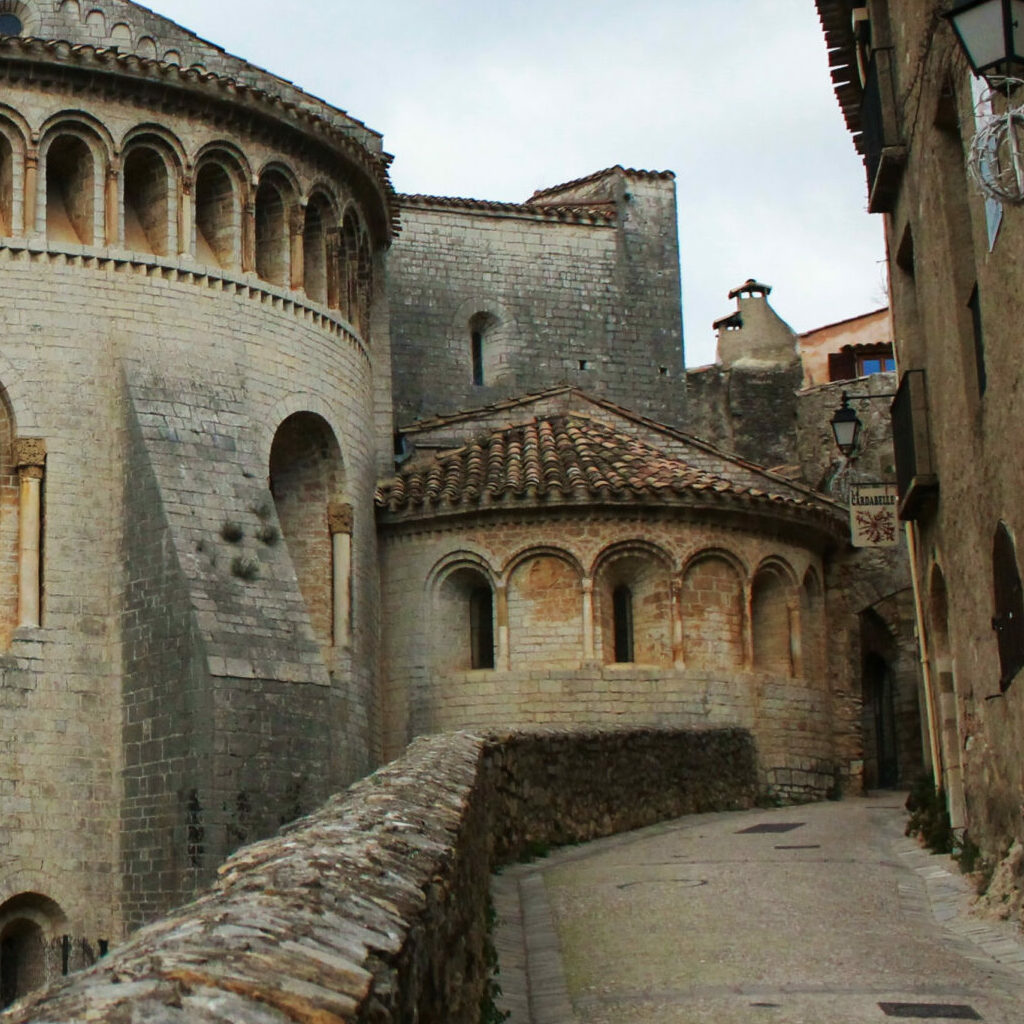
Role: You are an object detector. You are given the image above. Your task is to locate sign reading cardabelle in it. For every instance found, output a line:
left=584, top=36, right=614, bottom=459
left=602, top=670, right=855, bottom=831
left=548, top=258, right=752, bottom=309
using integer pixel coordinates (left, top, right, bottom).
left=850, top=483, right=900, bottom=548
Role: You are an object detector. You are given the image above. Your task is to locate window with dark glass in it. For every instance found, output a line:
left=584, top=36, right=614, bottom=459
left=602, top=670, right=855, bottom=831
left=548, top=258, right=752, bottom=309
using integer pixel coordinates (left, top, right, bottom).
left=471, top=330, right=484, bottom=387
left=613, top=585, right=634, bottom=663
left=469, top=586, right=495, bottom=669
left=968, top=284, right=987, bottom=396
left=0, top=15, right=22, bottom=35
left=993, top=523, right=1024, bottom=691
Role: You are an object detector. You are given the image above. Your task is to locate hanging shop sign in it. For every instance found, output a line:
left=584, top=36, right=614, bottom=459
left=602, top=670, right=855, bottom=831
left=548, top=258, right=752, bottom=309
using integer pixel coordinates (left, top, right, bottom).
left=850, top=483, right=900, bottom=548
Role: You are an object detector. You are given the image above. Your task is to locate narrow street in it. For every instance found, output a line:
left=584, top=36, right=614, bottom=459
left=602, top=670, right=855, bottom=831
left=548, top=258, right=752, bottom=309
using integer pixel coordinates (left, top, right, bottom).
left=493, top=794, right=1024, bottom=1023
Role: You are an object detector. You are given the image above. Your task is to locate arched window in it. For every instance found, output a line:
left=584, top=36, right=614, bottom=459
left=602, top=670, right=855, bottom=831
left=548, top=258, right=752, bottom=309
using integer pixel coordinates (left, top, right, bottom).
left=0, top=14, right=20, bottom=35
left=303, top=194, right=332, bottom=305
left=993, top=523, right=1024, bottom=691
left=471, top=329, right=484, bottom=386
left=194, top=159, right=239, bottom=269
left=435, top=567, right=495, bottom=672
left=470, top=584, right=495, bottom=670
left=46, top=135, right=95, bottom=245
left=469, top=312, right=498, bottom=387
left=255, top=173, right=292, bottom=286
left=596, top=548, right=671, bottom=666
left=123, top=146, right=170, bottom=255
left=0, top=132, right=12, bottom=235
left=612, top=584, right=634, bottom=663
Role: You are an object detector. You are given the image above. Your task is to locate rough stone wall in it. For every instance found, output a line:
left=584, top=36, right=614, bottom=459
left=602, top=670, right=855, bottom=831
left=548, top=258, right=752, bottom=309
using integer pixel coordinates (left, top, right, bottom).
left=0, top=239, right=384, bottom=941
left=379, top=511, right=842, bottom=800
left=388, top=175, right=685, bottom=427
left=684, top=362, right=804, bottom=468
left=0, top=28, right=392, bottom=943
left=796, top=374, right=923, bottom=790
left=866, top=0, right=1024, bottom=860
left=3, top=727, right=759, bottom=1024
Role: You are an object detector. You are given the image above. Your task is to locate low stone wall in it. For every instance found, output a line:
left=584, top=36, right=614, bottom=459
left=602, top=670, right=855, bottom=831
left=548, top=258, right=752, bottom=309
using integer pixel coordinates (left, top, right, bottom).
left=4, top=727, right=758, bottom=1024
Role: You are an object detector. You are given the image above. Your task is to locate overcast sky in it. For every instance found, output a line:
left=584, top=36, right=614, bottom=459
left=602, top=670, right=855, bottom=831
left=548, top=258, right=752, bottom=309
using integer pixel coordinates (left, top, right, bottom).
left=150, top=0, right=886, bottom=368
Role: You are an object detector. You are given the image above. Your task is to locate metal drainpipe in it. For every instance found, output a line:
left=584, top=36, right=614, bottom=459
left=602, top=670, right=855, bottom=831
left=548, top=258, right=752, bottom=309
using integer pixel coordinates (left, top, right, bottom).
left=904, top=519, right=943, bottom=792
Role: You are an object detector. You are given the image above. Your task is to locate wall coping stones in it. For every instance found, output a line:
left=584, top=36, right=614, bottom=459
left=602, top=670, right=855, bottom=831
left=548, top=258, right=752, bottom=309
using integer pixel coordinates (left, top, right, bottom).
left=4, top=726, right=759, bottom=1023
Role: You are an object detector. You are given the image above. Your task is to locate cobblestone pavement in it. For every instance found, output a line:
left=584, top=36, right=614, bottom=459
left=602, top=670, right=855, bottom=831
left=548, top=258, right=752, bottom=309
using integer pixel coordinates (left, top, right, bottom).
left=492, top=793, right=1024, bottom=1023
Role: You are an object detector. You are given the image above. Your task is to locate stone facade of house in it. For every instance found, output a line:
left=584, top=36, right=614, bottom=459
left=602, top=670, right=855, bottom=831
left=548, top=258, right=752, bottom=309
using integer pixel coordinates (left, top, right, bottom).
left=817, top=0, right=1024, bottom=885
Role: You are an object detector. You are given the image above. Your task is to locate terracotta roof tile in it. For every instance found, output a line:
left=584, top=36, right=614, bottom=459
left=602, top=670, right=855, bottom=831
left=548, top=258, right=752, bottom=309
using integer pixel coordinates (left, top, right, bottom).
left=377, top=413, right=841, bottom=527
left=399, top=193, right=617, bottom=225
left=528, top=165, right=675, bottom=201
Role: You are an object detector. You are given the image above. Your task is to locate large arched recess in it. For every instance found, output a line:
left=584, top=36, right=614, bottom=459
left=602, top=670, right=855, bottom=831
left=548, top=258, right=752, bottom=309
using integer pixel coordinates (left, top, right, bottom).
left=505, top=547, right=583, bottom=669
left=0, top=893, right=67, bottom=1008
left=269, top=412, right=344, bottom=651
left=680, top=549, right=745, bottom=670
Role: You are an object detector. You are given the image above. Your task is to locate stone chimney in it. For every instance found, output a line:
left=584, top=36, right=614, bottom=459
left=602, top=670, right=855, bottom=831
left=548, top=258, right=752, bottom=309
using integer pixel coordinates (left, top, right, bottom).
left=714, top=279, right=799, bottom=369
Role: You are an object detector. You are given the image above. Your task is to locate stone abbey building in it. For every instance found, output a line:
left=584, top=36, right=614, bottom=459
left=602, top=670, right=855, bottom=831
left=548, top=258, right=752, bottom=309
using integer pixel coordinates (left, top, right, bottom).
left=0, top=0, right=921, bottom=1002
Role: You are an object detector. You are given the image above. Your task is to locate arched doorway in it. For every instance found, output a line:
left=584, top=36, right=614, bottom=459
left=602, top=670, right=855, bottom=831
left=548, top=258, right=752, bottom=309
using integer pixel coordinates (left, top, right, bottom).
left=0, top=893, right=67, bottom=1008
left=864, top=651, right=898, bottom=788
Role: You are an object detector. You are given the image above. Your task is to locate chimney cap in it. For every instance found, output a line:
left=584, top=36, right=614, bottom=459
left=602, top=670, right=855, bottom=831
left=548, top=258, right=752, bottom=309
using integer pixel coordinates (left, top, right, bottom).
left=729, top=278, right=772, bottom=300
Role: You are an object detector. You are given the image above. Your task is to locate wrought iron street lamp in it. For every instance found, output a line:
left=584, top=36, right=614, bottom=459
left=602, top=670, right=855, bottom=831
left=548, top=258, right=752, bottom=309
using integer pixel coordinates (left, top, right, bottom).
left=946, top=0, right=1024, bottom=80
left=830, top=392, right=862, bottom=457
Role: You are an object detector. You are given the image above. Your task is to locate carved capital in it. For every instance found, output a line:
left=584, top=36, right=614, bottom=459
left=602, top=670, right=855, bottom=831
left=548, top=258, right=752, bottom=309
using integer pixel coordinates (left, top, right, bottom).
left=14, top=438, right=46, bottom=470
left=328, top=502, right=354, bottom=535
left=289, top=206, right=306, bottom=234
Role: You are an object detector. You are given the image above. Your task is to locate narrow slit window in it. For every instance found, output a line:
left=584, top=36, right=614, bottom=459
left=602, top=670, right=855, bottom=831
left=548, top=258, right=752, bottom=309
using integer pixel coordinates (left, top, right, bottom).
left=613, top=585, right=634, bottom=663
left=471, top=330, right=484, bottom=386
left=968, top=284, right=987, bottom=396
left=470, top=585, right=495, bottom=669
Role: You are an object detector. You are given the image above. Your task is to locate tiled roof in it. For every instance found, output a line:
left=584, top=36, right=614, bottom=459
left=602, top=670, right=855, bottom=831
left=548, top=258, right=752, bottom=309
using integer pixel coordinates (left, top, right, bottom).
left=399, top=193, right=617, bottom=225
left=376, top=413, right=841, bottom=527
left=814, top=1, right=864, bottom=151
left=529, top=166, right=675, bottom=201
left=398, top=385, right=579, bottom=435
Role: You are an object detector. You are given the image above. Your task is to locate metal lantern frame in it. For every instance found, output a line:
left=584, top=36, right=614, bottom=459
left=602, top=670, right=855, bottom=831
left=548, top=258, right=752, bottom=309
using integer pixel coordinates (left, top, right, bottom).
left=946, top=0, right=1024, bottom=80
left=830, top=393, right=863, bottom=458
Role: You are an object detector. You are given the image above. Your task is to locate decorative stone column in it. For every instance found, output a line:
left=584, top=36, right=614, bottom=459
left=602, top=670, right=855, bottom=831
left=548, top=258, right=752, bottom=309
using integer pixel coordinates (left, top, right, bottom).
left=24, top=150, right=38, bottom=236
left=328, top=502, right=353, bottom=648
left=15, top=438, right=46, bottom=629
left=290, top=206, right=305, bottom=291
left=326, top=227, right=341, bottom=309
left=495, top=582, right=510, bottom=670
left=242, top=199, right=256, bottom=272
left=581, top=577, right=596, bottom=662
left=178, top=176, right=193, bottom=258
left=671, top=578, right=685, bottom=668
left=105, top=164, right=120, bottom=247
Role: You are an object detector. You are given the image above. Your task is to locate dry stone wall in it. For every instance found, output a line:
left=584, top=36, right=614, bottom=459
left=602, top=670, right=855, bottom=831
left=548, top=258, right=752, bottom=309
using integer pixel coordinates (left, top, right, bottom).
left=3, top=727, right=759, bottom=1024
